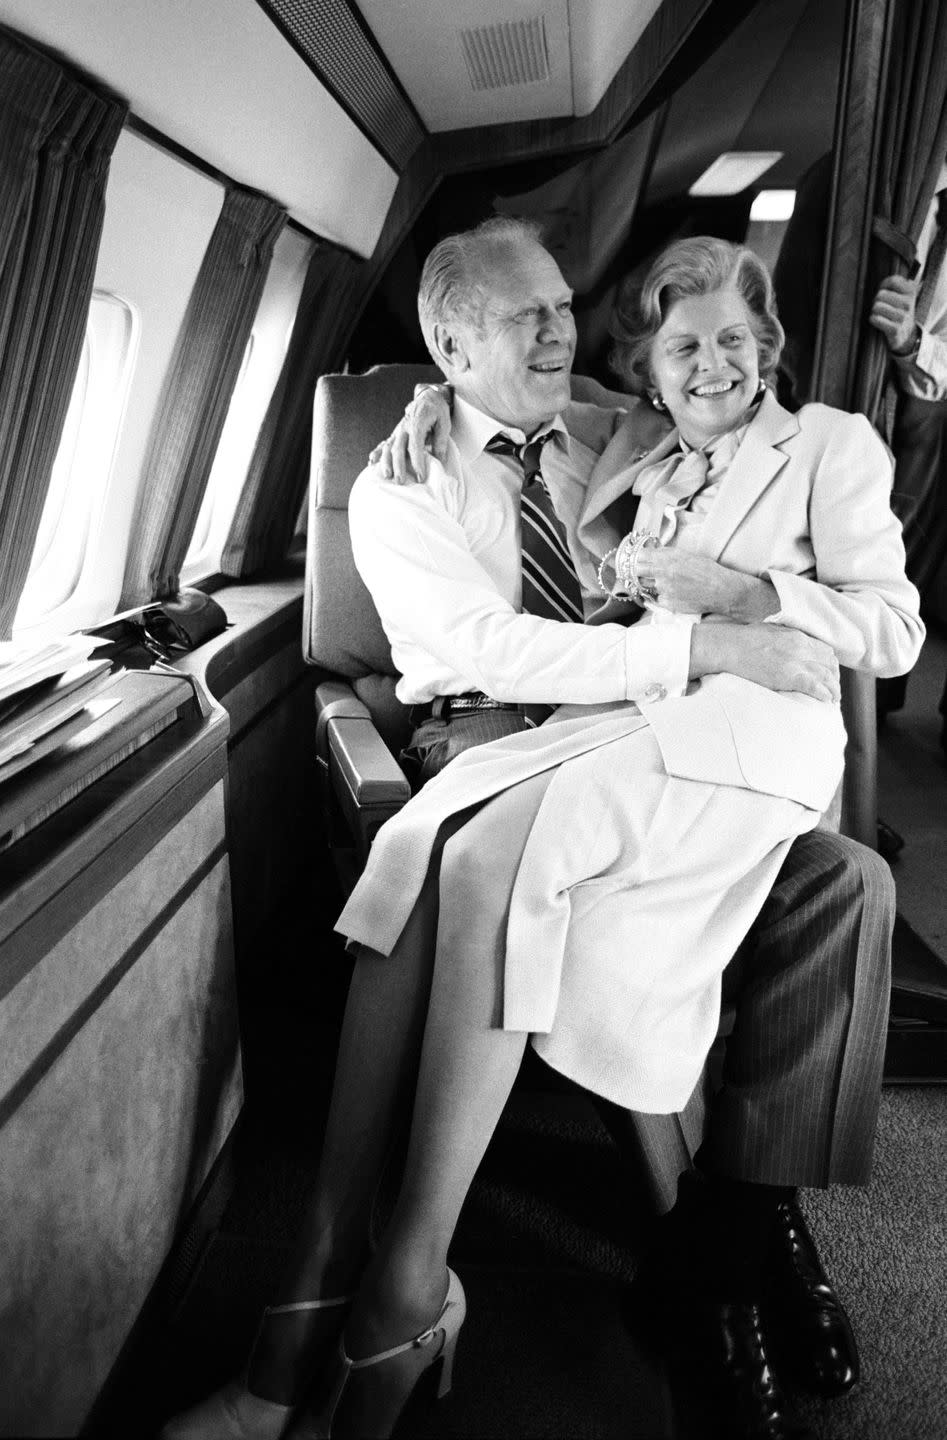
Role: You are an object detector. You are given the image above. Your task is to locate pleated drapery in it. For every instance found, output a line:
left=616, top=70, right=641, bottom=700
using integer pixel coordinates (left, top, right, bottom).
left=814, top=0, right=947, bottom=843
left=220, top=240, right=362, bottom=578
left=0, top=28, right=127, bottom=639
left=120, top=186, right=287, bottom=606
left=851, top=2, right=947, bottom=432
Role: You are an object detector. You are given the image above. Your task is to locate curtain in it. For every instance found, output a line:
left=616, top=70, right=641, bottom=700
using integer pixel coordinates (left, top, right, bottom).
left=0, top=27, right=127, bottom=639
left=821, top=0, right=947, bottom=842
left=851, top=2, right=947, bottom=429
left=120, top=186, right=287, bottom=606
left=220, top=240, right=362, bottom=578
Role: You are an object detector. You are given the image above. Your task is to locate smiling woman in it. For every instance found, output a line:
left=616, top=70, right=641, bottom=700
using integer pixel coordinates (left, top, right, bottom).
left=613, top=234, right=785, bottom=447
left=650, top=290, right=761, bottom=445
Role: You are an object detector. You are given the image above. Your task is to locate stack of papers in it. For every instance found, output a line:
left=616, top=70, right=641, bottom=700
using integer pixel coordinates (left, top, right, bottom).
left=0, top=636, right=120, bottom=781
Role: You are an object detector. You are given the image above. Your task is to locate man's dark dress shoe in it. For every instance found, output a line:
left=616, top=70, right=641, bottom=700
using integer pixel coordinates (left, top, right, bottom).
left=764, top=1198, right=859, bottom=1398
left=669, top=1297, right=816, bottom=1440
left=628, top=1263, right=815, bottom=1440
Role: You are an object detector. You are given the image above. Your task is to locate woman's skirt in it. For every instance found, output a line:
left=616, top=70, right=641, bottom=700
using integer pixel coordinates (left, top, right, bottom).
left=336, top=699, right=825, bottom=1112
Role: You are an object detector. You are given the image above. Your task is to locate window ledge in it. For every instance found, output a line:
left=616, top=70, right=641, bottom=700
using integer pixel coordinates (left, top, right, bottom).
left=0, top=571, right=307, bottom=987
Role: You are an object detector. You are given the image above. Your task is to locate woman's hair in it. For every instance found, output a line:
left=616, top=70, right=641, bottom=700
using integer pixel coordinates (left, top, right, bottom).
left=610, top=235, right=785, bottom=394
left=417, top=215, right=544, bottom=361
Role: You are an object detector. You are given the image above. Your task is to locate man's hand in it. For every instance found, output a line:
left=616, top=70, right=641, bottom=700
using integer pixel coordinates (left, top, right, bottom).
left=690, top=621, right=841, bottom=704
left=869, top=274, right=919, bottom=356
left=368, top=387, right=452, bottom=484
left=646, top=549, right=779, bottom=622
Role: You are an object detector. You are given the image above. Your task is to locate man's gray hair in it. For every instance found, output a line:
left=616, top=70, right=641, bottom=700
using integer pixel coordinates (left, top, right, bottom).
left=417, top=215, right=544, bottom=361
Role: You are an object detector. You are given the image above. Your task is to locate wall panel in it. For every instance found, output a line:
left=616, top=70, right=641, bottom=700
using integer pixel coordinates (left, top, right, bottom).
left=0, top=783, right=241, bottom=1438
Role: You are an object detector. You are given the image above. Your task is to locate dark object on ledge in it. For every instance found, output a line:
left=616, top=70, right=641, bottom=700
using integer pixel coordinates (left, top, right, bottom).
left=138, top=590, right=230, bottom=658
left=88, top=590, right=230, bottom=669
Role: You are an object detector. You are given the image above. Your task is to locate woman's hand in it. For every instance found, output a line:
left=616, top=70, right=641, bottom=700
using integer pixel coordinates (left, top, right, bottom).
left=368, top=386, right=452, bottom=484
left=642, top=548, right=780, bottom=621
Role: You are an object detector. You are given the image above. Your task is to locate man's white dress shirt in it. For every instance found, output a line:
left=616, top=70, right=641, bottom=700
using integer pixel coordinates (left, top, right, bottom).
left=348, top=395, right=692, bottom=707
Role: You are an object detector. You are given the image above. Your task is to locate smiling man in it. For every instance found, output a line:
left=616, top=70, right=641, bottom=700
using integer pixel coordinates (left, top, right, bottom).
left=343, top=218, right=892, bottom=1440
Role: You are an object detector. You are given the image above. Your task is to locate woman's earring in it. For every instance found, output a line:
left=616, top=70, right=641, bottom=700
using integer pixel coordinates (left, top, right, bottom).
left=756, top=378, right=768, bottom=398
left=650, top=393, right=667, bottom=412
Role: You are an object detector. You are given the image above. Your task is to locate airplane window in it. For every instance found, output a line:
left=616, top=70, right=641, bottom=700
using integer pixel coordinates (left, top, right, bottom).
left=14, top=292, right=139, bottom=632
left=181, top=224, right=314, bottom=584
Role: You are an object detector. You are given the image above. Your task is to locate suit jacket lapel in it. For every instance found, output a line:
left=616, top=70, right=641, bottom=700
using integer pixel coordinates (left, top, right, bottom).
left=578, top=425, right=679, bottom=559
left=697, top=391, right=800, bottom=561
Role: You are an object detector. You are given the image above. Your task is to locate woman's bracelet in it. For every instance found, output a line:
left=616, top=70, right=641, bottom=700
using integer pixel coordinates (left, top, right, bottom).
left=600, top=530, right=660, bottom=604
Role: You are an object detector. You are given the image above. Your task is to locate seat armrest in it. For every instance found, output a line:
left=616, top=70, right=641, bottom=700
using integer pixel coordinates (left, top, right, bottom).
left=328, top=720, right=411, bottom=809
left=315, top=680, right=411, bottom=861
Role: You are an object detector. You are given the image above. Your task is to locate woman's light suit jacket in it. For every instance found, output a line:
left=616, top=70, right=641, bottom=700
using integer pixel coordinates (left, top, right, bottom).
left=576, top=390, right=925, bottom=813
left=339, top=392, right=924, bottom=977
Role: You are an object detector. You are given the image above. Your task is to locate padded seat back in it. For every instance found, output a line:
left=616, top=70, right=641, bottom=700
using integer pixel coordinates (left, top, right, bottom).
left=304, top=364, right=440, bottom=751
left=303, top=363, right=632, bottom=752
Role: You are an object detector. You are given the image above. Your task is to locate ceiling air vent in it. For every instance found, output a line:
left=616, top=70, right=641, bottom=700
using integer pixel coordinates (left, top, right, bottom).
left=460, top=16, right=550, bottom=91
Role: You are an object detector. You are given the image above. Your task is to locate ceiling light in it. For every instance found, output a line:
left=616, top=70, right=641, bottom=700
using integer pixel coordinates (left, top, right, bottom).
left=689, top=152, right=783, bottom=197
left=750, top=190, right=796, bottom=222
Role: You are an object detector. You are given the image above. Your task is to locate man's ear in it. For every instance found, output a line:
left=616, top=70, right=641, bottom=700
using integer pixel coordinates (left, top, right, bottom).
left=432, top=321, right=470, bottom=375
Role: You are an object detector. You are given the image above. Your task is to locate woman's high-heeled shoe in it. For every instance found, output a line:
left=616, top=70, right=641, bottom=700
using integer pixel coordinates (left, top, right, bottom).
left=288, top=1269, right=466, bottom=1440
left=159, top=1294, right=352, bottom=1440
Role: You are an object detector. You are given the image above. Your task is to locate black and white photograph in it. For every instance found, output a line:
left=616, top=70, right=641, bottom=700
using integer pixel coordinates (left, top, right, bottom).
left=0, top=2, right=945, bottom=1437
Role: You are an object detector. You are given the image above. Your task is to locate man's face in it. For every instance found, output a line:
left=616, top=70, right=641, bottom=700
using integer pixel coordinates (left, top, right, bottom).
left=449, top=241, right=576, bottom=434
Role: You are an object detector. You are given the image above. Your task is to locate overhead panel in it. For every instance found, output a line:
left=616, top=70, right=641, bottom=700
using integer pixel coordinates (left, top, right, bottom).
left=569, top=0, right=667, bottom=116
left=357, top=0, right=573, bottom=132
left=254, top=0, right=426, bottom=170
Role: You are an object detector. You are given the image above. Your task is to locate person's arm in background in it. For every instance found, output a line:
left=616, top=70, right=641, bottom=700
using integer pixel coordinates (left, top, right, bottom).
left=869, top=273, right=947, bottom=401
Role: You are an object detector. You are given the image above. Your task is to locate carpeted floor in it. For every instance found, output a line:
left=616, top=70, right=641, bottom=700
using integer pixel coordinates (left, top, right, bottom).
left=793, top=1087, right=947, bottom=1440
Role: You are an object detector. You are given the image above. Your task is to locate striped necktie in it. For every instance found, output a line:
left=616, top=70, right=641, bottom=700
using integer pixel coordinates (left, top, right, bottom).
left=485, top=431, right=585, bottom=622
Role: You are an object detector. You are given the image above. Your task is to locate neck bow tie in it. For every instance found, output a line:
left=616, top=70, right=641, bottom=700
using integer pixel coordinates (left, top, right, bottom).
left=636, top=444, right=711, bottom=541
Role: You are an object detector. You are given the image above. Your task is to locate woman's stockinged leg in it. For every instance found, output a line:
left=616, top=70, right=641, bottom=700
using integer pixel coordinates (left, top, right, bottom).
left=247, top=811, right=480, bottom=1408
left=342, top=773, right=551, bottom=1358
left=274, top=804, right=485, bottom=1303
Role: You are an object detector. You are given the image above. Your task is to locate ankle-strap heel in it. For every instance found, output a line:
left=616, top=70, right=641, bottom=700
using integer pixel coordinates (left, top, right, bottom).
left=290, top=1269, right=466, bottom=1440
left=159, top=1294, right=353, bottom=1440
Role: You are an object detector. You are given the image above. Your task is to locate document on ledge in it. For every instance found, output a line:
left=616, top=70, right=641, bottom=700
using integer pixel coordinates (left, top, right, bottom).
left=0, top=695, right=122, bottom=782
left=0, top=634, right=106, bottom=706
left=0, top=656, right=117, bottom=768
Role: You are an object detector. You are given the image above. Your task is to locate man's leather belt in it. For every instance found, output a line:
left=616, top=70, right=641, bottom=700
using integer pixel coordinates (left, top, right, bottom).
left=409, top=691, right=520, bottom=723
left=409, top=692, right=559, bottom=727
